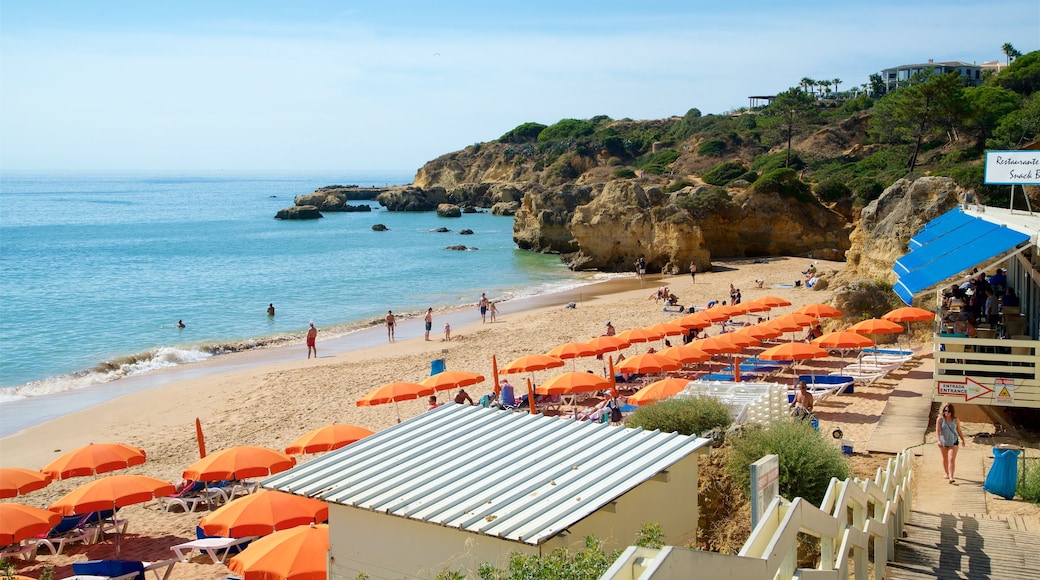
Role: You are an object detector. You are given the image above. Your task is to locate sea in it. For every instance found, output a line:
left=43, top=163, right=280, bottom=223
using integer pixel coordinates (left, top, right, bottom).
left=0, top=171, right=607, bottom=435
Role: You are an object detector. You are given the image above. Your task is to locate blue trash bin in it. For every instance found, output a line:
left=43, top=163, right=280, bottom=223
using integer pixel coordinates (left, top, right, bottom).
left=983, top=445, right=1021, bottom=500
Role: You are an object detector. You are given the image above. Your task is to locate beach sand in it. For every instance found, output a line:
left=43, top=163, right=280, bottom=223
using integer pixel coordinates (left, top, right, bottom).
left=1, top=256, right=911, bottom=579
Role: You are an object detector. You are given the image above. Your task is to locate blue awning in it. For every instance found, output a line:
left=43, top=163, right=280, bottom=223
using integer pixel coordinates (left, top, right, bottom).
left=908, top=210, right=975, bottom=249
left=892, top=208, right=1030, bottom=304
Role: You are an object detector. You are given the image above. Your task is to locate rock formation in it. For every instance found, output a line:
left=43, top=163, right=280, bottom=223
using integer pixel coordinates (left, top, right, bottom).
left=275, top=205, right=322, bottom=220
left=840, top=176, right=965, bottom=284
left=436, top=204, right=462, bottom=217
left=514, top=180, right=850, bottom=273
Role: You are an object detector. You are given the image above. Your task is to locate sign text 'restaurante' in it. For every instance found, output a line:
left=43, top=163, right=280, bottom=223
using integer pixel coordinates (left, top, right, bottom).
left=985, top=150, right=1040, bottom=185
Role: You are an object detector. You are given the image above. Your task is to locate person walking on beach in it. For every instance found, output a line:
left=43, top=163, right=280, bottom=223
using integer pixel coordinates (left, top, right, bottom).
left=386, top=310, right=396, bottom=342
left=937, top=403, right=967, bottom=483
left=689, top=261, right=697, bottom=284
left=424, top=308, right=433, bottom=341
left=306, top=321, right=317, bottom=358
left=479, top=293, right=489, bottom=323
left=489, top=301, right=498, bottom=323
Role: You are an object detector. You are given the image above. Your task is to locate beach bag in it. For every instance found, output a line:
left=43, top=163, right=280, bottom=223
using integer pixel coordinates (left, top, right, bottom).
left=609, top=399, right=623, bottom=423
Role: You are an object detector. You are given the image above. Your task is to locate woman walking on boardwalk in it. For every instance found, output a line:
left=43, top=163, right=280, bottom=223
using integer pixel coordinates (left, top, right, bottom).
left=936, top=403, right=967, bottom=483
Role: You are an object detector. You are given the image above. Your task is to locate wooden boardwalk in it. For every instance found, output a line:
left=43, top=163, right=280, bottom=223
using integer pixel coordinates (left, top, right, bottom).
left=887, top=510, right=1040, bottom=579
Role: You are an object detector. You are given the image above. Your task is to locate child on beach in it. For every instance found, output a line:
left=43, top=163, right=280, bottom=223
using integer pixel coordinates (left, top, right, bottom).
left=444, top=322, right=451, bottom=341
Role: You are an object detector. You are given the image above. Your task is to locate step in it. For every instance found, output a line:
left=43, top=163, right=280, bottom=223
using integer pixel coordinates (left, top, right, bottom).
left=893, top=543, right=1033, bottom=578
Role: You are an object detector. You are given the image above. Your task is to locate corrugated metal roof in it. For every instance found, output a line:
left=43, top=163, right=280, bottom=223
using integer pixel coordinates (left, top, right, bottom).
left=263, top=404, right=711, bottom=545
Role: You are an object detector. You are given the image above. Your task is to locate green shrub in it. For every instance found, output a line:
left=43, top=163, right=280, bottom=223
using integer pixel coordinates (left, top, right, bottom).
left=751, top=168, right=813, bottom=202
left=752, top=151, right=805, bottom=172
left=664, top=180, right=692, bottom=193
left=475, top=535, right=620, bottom=580
left=499, top=122, right=547, bottom=143
left=1018, top=457, right=1040, bottom=503
left=726, top=419, right=850, bottom=506
left=698, top=139, right=727, bottom=156
left=613, top=168, right=637, bottom=179
left=626, top=396, right=732, bottom=436
left=851, top=179, right=885, bottom=206
left=814, top=178, right=852, bottom=202
left=639, top=149, right=681, bottom=174
left=538, top=119, right=596, bottom=142
left=831, top=279, right=902, bottom=321
left=677, top=187, right=734, bottom=219
left=635, top=523, right=665, bottom=548
left=702, top=161, right=748, bottom=186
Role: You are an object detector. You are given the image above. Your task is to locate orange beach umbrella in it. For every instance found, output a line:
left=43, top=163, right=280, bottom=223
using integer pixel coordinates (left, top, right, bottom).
left=499, top=354, right=565, bottom=374
left=795, top=303, right=843, bottom=318
left=657, top=344, right=710, bottom=365
left=199, top=491, right=328, bottom=538
left=643, top=321, right=688, bottom=339
left=584, top=335, right=631, bottom=355
left=734, top=325, right=783, bottom=341
left=534, top=372, right=612, bottom=396
left=751, top=296, right=791, bottom=308
left=0, top=503, right=61, bottom=544
left=882, top=306, right=935, bottom=323
left=849, top=318, right=904, bottom=335
left=812, top=331, right=875, bottom=350
left=49, top=474, right=176, bottom=516
left=284, top=424, right=374, bottom=455
left=616, top=352, right=682, bottom=375
left=617, top=327, right=661, bottom=344
left=419, top=370, right=485, bottom=392
left=228, top=523, right=329, bottom=580
left=628, top=378, right=691, bottom=406
left=356, top=381, right=432, bottom=423
left=0, top=468, right=53, bottom=499
left=547, top=341, right=599, bottom=360
left=758, top=342, right=830, bottom=362
left=41, top=443, right=146, bottom=480
left=183, top=446, right=296, bottom=482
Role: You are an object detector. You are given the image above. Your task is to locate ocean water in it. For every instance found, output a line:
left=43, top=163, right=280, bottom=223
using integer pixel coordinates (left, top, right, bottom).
left=0, top=171, right=596, bottom=413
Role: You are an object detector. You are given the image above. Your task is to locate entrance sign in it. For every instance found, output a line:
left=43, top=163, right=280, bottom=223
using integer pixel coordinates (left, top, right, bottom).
left=985, top=151, right=1040, bottom=185
left=750, top=454, right=779, bottom=527
left=936, top=376, right=993, bottom=401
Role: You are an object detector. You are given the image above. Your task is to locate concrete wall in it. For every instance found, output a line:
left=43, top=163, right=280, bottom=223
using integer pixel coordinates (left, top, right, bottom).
left=327, top=452, right=703, bottom=579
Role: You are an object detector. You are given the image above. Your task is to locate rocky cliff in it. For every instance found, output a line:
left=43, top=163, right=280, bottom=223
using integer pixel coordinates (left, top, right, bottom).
left=513, top=180, right=850, bottom=273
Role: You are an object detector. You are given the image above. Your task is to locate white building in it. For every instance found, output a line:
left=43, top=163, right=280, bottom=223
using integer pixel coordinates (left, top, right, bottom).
left=264, top=404, right=713, bottom=579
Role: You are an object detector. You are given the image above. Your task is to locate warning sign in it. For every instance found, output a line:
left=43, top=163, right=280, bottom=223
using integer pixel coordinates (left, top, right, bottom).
left=994, top=378, right=1015, bottom=405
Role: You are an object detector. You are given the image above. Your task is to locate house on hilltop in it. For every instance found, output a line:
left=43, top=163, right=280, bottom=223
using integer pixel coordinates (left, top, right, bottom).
left=263, top=403, right=713, bottom=579
left=880, top=59, right=982, bottom=91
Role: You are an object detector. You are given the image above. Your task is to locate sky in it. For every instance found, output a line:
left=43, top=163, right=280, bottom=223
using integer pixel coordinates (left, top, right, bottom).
left=2, top=1, right=1038, bottom=172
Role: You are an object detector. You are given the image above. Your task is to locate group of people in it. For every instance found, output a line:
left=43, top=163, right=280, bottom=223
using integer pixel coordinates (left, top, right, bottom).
left=941, top=267, right=1020, bottom=336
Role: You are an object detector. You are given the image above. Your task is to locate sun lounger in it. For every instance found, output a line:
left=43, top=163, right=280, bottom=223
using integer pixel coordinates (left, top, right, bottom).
left=2, top=541, right=37, bottom=562
left=34, top=513, right=101, bottom=556
left=833, top=369, right=886, bottom=385
left=70, top=558, right=179, bottom=580
left=171, top=536, right=256, bottom=565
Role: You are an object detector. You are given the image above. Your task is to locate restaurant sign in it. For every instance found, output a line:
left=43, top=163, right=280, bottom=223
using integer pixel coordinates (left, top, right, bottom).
left=985, top=150, right=1040, bottom=185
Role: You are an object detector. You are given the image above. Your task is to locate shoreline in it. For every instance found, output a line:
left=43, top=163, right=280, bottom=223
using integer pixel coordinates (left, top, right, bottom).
left=0, top=273, right=640, bottom=437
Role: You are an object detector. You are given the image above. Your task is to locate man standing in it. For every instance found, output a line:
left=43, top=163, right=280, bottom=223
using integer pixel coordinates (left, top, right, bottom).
left=424, top=308, right=433, bottom=341
left=306, top=321, right=317, bottom=359
left=689, top=261, right=697, bottom=284
left=385, top=310, right=396, bottom=342
left=479, top=293, right=490, bottom=323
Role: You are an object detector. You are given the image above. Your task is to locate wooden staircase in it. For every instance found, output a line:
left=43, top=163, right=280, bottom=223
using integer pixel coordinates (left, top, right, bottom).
left=886, top=510, right=1040, bottom=579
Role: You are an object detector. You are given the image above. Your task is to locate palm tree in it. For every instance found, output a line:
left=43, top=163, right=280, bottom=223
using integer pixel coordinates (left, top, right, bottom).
left=800, top=77, right=814, bottom=94
left=1002, top=43, right=1019, bottom=65
left=832, top=78, right=842, bottom=95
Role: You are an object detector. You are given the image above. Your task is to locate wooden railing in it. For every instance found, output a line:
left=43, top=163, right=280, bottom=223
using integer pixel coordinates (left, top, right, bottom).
left=602, top=449, right=915, bottom=580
